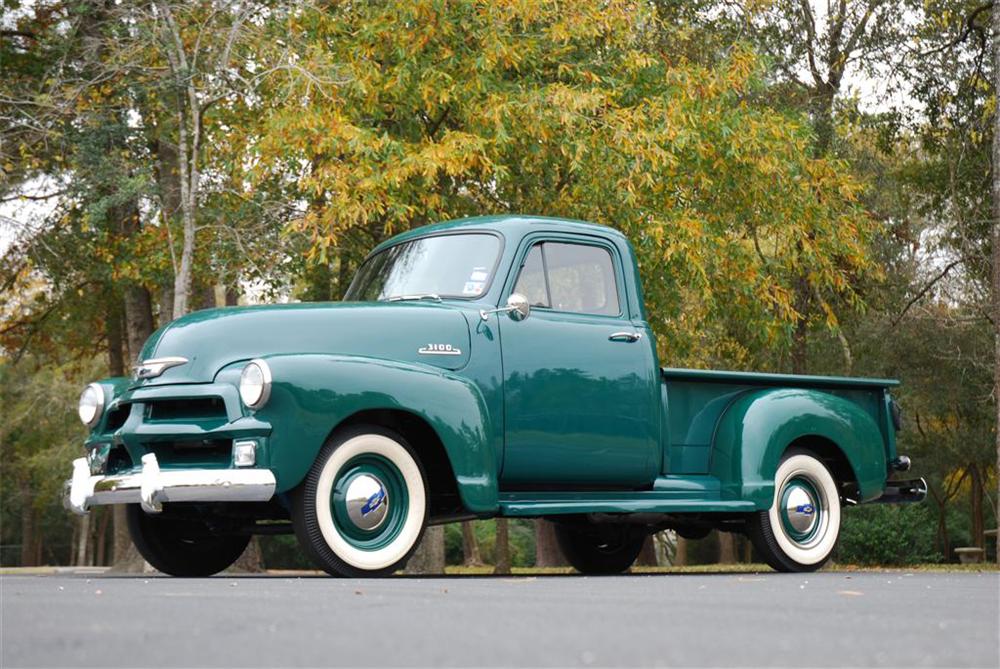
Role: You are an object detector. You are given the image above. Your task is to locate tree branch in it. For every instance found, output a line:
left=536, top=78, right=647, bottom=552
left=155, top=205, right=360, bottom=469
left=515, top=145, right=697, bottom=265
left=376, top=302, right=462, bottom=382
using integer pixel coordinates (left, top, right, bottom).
left=891, top=260, right=962, bottom=326
left=918, top=2, right=993, bottom=57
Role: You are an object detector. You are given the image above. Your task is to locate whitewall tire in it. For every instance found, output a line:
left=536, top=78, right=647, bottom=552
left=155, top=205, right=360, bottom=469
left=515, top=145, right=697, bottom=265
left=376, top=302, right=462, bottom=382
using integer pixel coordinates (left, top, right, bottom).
left=293, top=426, right=428, bottom=577
left=748, top=450, right=842, bottom=572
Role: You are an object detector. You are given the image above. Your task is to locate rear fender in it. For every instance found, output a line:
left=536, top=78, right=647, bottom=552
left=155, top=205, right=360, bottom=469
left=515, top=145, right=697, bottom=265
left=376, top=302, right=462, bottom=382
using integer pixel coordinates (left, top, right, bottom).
left=249, top=354, right=497, bottom=513
left=710, top=388, right=887, bottom=508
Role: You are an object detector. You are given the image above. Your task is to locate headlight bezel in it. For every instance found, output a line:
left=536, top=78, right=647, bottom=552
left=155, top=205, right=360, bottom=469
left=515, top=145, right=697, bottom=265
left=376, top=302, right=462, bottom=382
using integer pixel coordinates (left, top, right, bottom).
left=239, top=359, right=272, bottom=410
left=78, top=382, right=105, bottom=428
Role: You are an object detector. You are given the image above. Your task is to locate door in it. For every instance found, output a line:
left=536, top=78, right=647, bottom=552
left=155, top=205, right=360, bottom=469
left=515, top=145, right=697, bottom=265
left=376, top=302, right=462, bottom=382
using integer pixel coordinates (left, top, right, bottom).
left=499, top=237, right=659, bottom=487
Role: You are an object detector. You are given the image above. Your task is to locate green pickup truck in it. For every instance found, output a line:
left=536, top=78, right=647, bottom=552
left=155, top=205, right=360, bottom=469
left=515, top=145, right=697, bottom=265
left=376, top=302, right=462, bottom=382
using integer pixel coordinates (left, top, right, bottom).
left=65, top=215, right=925, bottom=576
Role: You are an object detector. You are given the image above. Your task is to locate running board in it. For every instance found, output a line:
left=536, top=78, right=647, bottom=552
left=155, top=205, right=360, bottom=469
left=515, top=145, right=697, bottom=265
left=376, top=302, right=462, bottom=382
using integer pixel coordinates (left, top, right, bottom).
left=500, top=477, right=757, bottom=517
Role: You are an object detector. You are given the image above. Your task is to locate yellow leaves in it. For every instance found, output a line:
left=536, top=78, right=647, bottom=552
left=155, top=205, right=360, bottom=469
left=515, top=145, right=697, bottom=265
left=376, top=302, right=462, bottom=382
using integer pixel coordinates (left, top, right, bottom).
left=251, top=0, right=877, bottom=366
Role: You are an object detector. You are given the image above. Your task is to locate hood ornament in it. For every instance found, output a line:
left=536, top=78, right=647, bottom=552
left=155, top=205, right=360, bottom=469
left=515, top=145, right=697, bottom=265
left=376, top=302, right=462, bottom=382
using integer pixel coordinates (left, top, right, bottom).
left=134, top=356, right=189, bottom=380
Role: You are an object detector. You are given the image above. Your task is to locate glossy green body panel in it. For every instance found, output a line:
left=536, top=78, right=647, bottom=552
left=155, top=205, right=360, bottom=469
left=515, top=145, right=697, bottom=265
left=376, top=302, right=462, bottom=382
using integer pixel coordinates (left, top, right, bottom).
left=136, top=302, right=473, bottom=386
left=495, top=229, right=660, bottom=486
left=710, top=388, right=890, bottom=506
left=252, top=354, right=496, bottom=511
left=77, top=215, right=904, bottom=519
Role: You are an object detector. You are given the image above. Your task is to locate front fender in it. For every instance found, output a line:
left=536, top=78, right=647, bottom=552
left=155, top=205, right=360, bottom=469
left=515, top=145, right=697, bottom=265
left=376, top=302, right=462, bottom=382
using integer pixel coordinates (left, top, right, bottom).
left=710, top=388, right=887, bottom=508
left=252, top=354, right=497, bottom=513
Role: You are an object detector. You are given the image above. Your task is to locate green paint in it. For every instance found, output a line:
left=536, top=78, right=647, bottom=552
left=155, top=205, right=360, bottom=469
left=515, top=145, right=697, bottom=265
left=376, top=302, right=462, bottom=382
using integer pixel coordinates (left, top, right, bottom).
left=331, top=455, right=408, bottom=550
left=78, top=215, right=909, bottom=522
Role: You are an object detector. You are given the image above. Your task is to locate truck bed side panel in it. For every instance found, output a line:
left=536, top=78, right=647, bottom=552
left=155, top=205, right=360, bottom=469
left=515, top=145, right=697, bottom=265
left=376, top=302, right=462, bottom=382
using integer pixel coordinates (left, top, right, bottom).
left=661, top=368, right=895, bottom=504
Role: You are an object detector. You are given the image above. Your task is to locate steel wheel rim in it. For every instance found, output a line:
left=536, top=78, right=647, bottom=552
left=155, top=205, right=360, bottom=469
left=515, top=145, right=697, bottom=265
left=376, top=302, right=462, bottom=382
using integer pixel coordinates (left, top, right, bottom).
left=331, top=454, right=409, bottom=550
left=778, top=474, right=827, bottom=549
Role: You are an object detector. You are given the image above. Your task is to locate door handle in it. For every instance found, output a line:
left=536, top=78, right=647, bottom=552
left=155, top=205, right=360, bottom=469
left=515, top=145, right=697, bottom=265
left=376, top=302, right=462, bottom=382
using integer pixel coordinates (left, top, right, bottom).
left=608, top=331, right=642, bottom=342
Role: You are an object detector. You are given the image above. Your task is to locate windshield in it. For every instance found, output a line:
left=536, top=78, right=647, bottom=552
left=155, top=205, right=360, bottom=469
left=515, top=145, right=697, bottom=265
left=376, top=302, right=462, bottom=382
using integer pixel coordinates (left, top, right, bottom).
left=345, top=233, right=501, bottom=301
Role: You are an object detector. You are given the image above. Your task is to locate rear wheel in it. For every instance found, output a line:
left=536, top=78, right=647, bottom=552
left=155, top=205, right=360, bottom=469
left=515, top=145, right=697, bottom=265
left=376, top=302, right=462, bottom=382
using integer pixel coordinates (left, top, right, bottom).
left=748, top=450, right=842, bottom=572
left=126, top=504, right=250, bottom=577
left=292, top=426, right=428, bottom=577
left=554, top=523, right=645, bottom=575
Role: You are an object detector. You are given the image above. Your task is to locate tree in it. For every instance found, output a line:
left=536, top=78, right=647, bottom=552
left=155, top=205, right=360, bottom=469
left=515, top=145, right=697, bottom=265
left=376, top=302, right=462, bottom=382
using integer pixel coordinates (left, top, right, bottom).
left=461, top=521, right=484, bottom=567
left=404, top=526, right=446, bottom=575
left=493, top=519, right=512, bottom=575
left=534, top=521, right=567, bottom=568
left=991, top=0, right=999, bottom=563
left=259, top=0, right=876, bottom=370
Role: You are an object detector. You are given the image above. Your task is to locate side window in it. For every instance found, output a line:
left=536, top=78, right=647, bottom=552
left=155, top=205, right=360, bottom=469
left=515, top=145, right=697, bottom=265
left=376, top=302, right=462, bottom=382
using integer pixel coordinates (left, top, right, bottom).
left=513, top=241, right=621, bottom=316
left=513, top=244, right=550, bottom=308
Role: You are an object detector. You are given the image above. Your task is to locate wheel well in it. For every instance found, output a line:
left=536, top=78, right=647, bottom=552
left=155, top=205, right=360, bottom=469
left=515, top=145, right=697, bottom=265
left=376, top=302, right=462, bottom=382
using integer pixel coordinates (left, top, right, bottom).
left=332, top=409, right=464, bottom=520
left=786, top=436, right=859, bottom=500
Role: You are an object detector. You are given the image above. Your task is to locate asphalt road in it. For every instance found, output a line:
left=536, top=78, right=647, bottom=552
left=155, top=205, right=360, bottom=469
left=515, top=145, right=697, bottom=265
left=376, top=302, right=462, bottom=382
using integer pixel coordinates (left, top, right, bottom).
left=2, top=571, right=997, bottom=668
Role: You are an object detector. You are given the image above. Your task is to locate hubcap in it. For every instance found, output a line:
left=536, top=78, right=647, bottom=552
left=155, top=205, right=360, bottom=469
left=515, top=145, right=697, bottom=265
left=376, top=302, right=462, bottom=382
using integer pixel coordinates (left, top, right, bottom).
left=344, top=474, right=388, bottom=531
left=779, top=477, right=823, bottom=545
left=330, top=454, right=410, bottom=550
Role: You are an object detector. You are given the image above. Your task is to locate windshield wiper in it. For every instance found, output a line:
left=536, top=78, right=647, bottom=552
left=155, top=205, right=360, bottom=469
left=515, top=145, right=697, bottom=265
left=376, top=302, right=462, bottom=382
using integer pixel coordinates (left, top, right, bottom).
left=385, top=293, right=442, bottom=302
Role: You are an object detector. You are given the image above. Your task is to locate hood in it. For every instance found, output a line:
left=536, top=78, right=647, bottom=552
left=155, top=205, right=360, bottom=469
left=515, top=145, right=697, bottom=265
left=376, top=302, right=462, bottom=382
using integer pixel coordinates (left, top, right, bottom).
left=135, top=302, right=472, bottom=386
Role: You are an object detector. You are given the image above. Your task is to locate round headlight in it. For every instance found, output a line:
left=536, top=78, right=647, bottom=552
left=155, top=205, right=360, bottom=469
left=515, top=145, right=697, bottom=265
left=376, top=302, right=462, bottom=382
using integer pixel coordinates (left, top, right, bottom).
left=239, top=359, right=272, bottom=409
left=78, top=383, right=105, bottom=427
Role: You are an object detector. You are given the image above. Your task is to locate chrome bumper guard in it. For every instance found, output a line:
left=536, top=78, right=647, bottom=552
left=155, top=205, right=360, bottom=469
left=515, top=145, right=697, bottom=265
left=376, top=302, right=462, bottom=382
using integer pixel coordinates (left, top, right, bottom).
left=64, top=453, right=277, bottom=515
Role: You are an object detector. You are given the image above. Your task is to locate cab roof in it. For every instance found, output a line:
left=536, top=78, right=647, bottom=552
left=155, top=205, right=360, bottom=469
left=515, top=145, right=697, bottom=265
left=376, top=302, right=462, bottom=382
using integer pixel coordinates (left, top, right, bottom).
left=371, top=215, right=627, bottom=255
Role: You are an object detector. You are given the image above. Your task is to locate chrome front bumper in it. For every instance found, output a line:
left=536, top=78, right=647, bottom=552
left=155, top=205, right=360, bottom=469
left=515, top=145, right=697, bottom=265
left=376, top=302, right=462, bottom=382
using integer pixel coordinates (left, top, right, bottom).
left=64, top=453, right=277, bottom=515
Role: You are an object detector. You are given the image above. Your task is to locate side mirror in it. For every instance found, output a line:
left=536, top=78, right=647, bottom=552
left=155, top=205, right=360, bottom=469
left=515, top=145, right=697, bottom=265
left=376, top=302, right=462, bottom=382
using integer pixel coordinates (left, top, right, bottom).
left=506, top=293, right=530, bottom=321
left=479, top=293, right=531, bottom=322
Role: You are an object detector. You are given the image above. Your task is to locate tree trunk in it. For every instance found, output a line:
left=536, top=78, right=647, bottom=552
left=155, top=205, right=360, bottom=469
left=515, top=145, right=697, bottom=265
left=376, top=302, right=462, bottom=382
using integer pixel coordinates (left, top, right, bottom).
left=158, top=284, right=174, bottom=328
left=635, top=535, right=658, bottom=566
left=106, top=294, right=126, bottom=376
left=717, top=531, right=737, bottom=564
left=171, top=81, right=199, bottom=320
left=336, top=253, right=353, bottom=300
left=156, top=137, right=182, bottom=226
left=494, top=519, right=511, bottom=575
left=303, top=262, right=334, bottom=302
left=96, top=508, right=110, bottom=566
left=461, top=521, right=483, bottom=566
left=110, top=506, right=147, bottom=573
left=124, top=285, right=154, bottom=364
left=971, top=464, right=985, bottom=550
left=229, top=538, right=265, bottom=573
left=992, top=0, right=1000, bottom=566
left=75, top=514, right=90, bottom=566
left=404, top=526, right=446, bottom=574
left=19, top=479, right=34, bottom=567
left=674, top=535, right=687, bottom=566
left=534, top=520, right=566, bottom=567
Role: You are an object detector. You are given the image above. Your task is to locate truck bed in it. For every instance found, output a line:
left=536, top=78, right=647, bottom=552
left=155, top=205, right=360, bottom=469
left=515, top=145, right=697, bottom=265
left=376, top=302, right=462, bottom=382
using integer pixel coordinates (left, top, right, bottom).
left=660, top=367, right=896, bottom=476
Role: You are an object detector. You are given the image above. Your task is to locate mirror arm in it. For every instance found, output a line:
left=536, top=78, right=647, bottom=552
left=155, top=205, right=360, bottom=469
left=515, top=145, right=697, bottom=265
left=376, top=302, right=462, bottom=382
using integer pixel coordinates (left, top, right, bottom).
left=479, top=305, right=515, bottom=322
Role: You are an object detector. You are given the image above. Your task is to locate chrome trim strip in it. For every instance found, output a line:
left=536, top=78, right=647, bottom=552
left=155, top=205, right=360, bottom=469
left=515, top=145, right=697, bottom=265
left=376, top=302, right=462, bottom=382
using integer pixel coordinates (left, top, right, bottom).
left=417, top=346, right=462, bottom=356
left=64, top=453, right=277, bottom=515
left=134, top=356, right=189, bottom=380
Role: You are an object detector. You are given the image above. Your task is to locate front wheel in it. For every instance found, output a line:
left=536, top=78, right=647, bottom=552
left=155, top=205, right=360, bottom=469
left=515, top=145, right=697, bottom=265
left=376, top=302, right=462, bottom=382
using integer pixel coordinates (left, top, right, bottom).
left=292, top=426, right=428, bottom=577
left=748, top=450, right=842, bottom=572
left=554, top=523, right=645, bottom=575
left=126, top=504, right=251, bottom=577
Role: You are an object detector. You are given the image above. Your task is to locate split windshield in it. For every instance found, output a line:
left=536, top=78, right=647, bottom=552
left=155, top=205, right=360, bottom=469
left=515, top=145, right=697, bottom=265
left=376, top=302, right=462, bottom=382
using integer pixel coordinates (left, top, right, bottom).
left=345, top=233, right=501, bottom=301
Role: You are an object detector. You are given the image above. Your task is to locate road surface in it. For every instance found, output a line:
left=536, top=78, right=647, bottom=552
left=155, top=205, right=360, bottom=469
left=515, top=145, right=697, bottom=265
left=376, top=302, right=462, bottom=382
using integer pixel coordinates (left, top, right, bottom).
left=2, top=571, right=997, bottom=667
